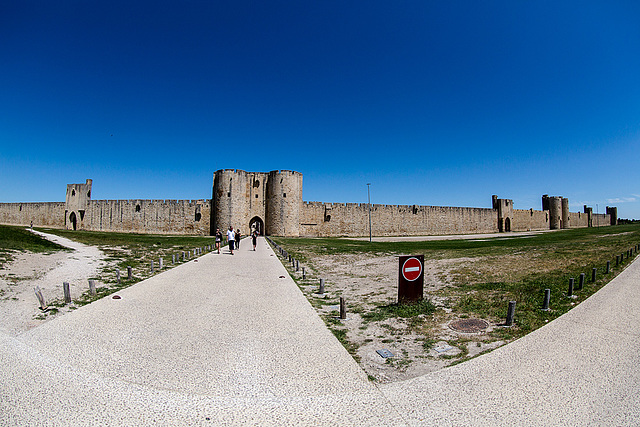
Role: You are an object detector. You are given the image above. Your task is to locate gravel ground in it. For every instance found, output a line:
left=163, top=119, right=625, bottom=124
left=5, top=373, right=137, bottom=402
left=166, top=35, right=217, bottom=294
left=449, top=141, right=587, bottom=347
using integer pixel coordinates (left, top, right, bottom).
left=0, top=230, right=105, bottom=336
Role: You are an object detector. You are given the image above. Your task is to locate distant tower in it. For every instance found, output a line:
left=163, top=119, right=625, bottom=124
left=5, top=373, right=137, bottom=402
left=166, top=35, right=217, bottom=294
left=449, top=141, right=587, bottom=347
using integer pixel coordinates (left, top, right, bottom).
left=493, top=196, right=513, bottom=232
left=606, top=206, right=618, bottom=225
left=548, top=196, right=563, bottom=230
left=542, top=195, right=550, bottom=211
left=583, top=205, right=593, bottom=227
left=65, top=179, right=92, bottom=230
left=265, top=170, right=302, bottom=236
left=561, top=197, right=570, bottom=229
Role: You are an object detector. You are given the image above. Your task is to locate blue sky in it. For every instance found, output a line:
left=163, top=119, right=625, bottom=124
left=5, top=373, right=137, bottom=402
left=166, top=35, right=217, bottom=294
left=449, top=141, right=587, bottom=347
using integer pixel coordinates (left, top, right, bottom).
left=1, top=1, right=639, bottom=219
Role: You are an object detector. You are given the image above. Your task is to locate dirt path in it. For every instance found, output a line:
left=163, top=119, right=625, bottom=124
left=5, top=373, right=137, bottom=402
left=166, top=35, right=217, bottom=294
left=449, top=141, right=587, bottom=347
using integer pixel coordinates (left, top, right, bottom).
left=0, top=230, right=105, bottom=336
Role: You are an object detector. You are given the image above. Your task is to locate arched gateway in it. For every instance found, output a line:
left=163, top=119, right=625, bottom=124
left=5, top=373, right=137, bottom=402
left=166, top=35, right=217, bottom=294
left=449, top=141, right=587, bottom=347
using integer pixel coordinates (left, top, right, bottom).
left=249, top=216, right=264, bottom=235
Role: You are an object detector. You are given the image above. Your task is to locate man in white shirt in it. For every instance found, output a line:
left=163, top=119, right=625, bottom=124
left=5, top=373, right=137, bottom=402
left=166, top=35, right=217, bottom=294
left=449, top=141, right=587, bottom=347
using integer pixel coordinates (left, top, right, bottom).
left=226, top=226, right=235, bottom=255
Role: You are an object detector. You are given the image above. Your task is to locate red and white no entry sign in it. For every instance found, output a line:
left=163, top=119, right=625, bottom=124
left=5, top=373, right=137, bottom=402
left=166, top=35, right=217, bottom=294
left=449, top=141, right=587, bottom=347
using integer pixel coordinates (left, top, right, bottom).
left=402, top=257, right=423, bottom=281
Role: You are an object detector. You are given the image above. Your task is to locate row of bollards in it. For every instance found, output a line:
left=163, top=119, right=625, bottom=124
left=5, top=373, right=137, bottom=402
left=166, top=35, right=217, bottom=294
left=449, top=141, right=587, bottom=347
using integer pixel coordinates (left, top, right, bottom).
left=505, top=245, right=640, bottom=326
left=265, top=237, right=350, bottom=321
left=35, top=242, right=217, bottom=309
left=269, top=239, right=640, bottom=328
left=267, top=237, right=307, bottom=281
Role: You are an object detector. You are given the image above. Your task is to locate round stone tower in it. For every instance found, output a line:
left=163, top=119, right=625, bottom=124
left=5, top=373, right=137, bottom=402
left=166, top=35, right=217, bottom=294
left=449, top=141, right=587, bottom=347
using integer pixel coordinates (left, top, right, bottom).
left=548, top=196, right=563, bottom=230
left=212, top=169, right=250, bottom=234
left=265, top=170, right=302, bottom=236
left=561, top=197, right=570, bottom=229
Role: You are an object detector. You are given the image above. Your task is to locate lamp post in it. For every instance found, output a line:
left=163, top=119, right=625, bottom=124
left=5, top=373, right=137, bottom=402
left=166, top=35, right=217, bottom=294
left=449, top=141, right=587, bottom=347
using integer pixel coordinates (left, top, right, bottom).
left=367, top=183, right=372, bottom=243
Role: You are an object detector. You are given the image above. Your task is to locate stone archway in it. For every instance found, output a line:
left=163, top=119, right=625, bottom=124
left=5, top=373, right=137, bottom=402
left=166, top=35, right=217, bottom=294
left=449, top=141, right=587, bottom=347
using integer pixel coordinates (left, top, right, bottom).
left=69, top=211, right=77, bottom=231
left=249, top=216, right=264, bottom=235
left=504, top=217, right=511, bottom=232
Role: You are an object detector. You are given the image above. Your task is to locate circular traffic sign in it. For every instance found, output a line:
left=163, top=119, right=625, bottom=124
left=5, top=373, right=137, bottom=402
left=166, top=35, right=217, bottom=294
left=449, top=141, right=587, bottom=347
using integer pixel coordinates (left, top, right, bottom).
left=402, top=257, right=423, bottom=281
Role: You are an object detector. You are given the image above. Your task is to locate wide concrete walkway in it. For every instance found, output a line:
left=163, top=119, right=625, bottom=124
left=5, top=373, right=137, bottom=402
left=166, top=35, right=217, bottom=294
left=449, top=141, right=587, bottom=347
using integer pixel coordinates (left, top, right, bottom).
left=1, top=236, right=639, bottom=425
left=380, top=254, right=640, bottom=425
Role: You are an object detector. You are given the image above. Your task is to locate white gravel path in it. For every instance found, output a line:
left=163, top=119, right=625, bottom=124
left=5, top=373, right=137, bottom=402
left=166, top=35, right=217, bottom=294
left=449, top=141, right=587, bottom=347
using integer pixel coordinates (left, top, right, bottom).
left=0, top=230, right=105, bottom=336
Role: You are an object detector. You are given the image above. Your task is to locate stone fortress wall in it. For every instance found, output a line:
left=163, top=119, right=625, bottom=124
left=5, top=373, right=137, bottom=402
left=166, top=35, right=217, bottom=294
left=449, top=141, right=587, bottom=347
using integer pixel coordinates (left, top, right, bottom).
left=0, top=202, right=66, bottom=228
left=0, top=179, right=210, bottom=235
left=84, top=199, right=211, bottom=235
left=0, top=169, right=617, bottom=237
left=299, top=202, right=497, bottom=237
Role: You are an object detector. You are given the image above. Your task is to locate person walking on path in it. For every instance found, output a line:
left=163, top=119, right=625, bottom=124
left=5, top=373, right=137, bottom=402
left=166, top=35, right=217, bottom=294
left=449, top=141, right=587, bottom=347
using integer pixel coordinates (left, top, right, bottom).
left=235, top=229, right=241, bottom=249
left=226, top=226, right=235, bottom=255
left=215, top=228, right=222, bottom=254
left=252, top=230, right=258, bottom=251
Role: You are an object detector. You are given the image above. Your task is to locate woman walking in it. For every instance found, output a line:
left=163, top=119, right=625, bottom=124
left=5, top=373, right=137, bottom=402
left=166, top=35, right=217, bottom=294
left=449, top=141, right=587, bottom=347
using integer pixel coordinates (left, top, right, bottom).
left=215, top=228, right=222, bottom=254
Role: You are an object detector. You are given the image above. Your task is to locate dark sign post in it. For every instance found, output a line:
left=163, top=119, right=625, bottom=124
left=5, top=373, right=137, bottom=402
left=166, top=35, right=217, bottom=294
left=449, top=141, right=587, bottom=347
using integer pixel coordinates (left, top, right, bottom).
left=398, top=255, right=424, bottom=303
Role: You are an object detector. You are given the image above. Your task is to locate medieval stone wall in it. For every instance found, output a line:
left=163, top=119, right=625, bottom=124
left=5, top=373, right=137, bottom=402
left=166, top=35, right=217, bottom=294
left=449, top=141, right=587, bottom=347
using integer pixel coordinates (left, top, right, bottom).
left=1, top=170, right=617, bottom=237
left=0, top=202, right=66, bottom=228
left=300, top=202, right=496, bottom=237
left=568, top=211, right=589, bottom=228
left=512, top=209, right=550, bottom=231
left=84, top=199, right=211, bottom=235
left=591, top=213, right=611, bottom=227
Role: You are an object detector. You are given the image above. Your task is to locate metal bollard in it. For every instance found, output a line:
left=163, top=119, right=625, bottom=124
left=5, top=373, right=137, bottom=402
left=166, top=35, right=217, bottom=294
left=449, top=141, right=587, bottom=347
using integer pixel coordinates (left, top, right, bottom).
left=302, top=267, right=306, bottom=279
left=128, top=266, right=132, bottom=280
left=592, top=267, right=597, bottom=283
left=340, top=297, right=347, bottom=320
left=505, top=301, right=516, bottom=326
left=567, top=278, right=574, bottom=297
left=296, top=260, right=299, bottom=271
left=89, top=279, right=96, bottom=296
left=182, top=251, right=186, bottom=261
left=172, top=254, right=175, bottom=264
left=116, top=268, right=120, bottom=284
left=578, top=273, right=585, bottom=291
left=159, top=258, right=163, bottom=270
left=319, top=278, right=325, bottom=294
left=542, top=289, right=550, bottom=311
left=606, top=261, right=610, bottom=274
left=151, top=260, right=154, bottom=273
left=616, top=255, right=620, bottom=266
left=63, top=282, right=71, bottom=304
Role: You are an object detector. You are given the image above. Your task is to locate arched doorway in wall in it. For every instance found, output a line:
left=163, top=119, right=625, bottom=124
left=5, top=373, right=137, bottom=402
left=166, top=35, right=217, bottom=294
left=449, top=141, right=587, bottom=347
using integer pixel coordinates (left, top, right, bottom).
left=504, top=217, right=511, bottom=232
left=69, top=211, right=77, bottom=231
left=249, top=216, right=264, bottom=235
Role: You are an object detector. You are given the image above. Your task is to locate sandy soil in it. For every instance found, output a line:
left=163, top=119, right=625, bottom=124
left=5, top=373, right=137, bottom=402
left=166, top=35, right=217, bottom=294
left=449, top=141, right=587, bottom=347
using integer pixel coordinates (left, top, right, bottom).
left=0, top=230, right=105, bottom=336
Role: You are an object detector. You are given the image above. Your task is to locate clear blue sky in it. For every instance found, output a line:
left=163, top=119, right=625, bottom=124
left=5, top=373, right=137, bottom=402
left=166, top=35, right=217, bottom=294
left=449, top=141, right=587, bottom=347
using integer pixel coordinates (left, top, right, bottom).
left=2, top=1, right=639, bottom=219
